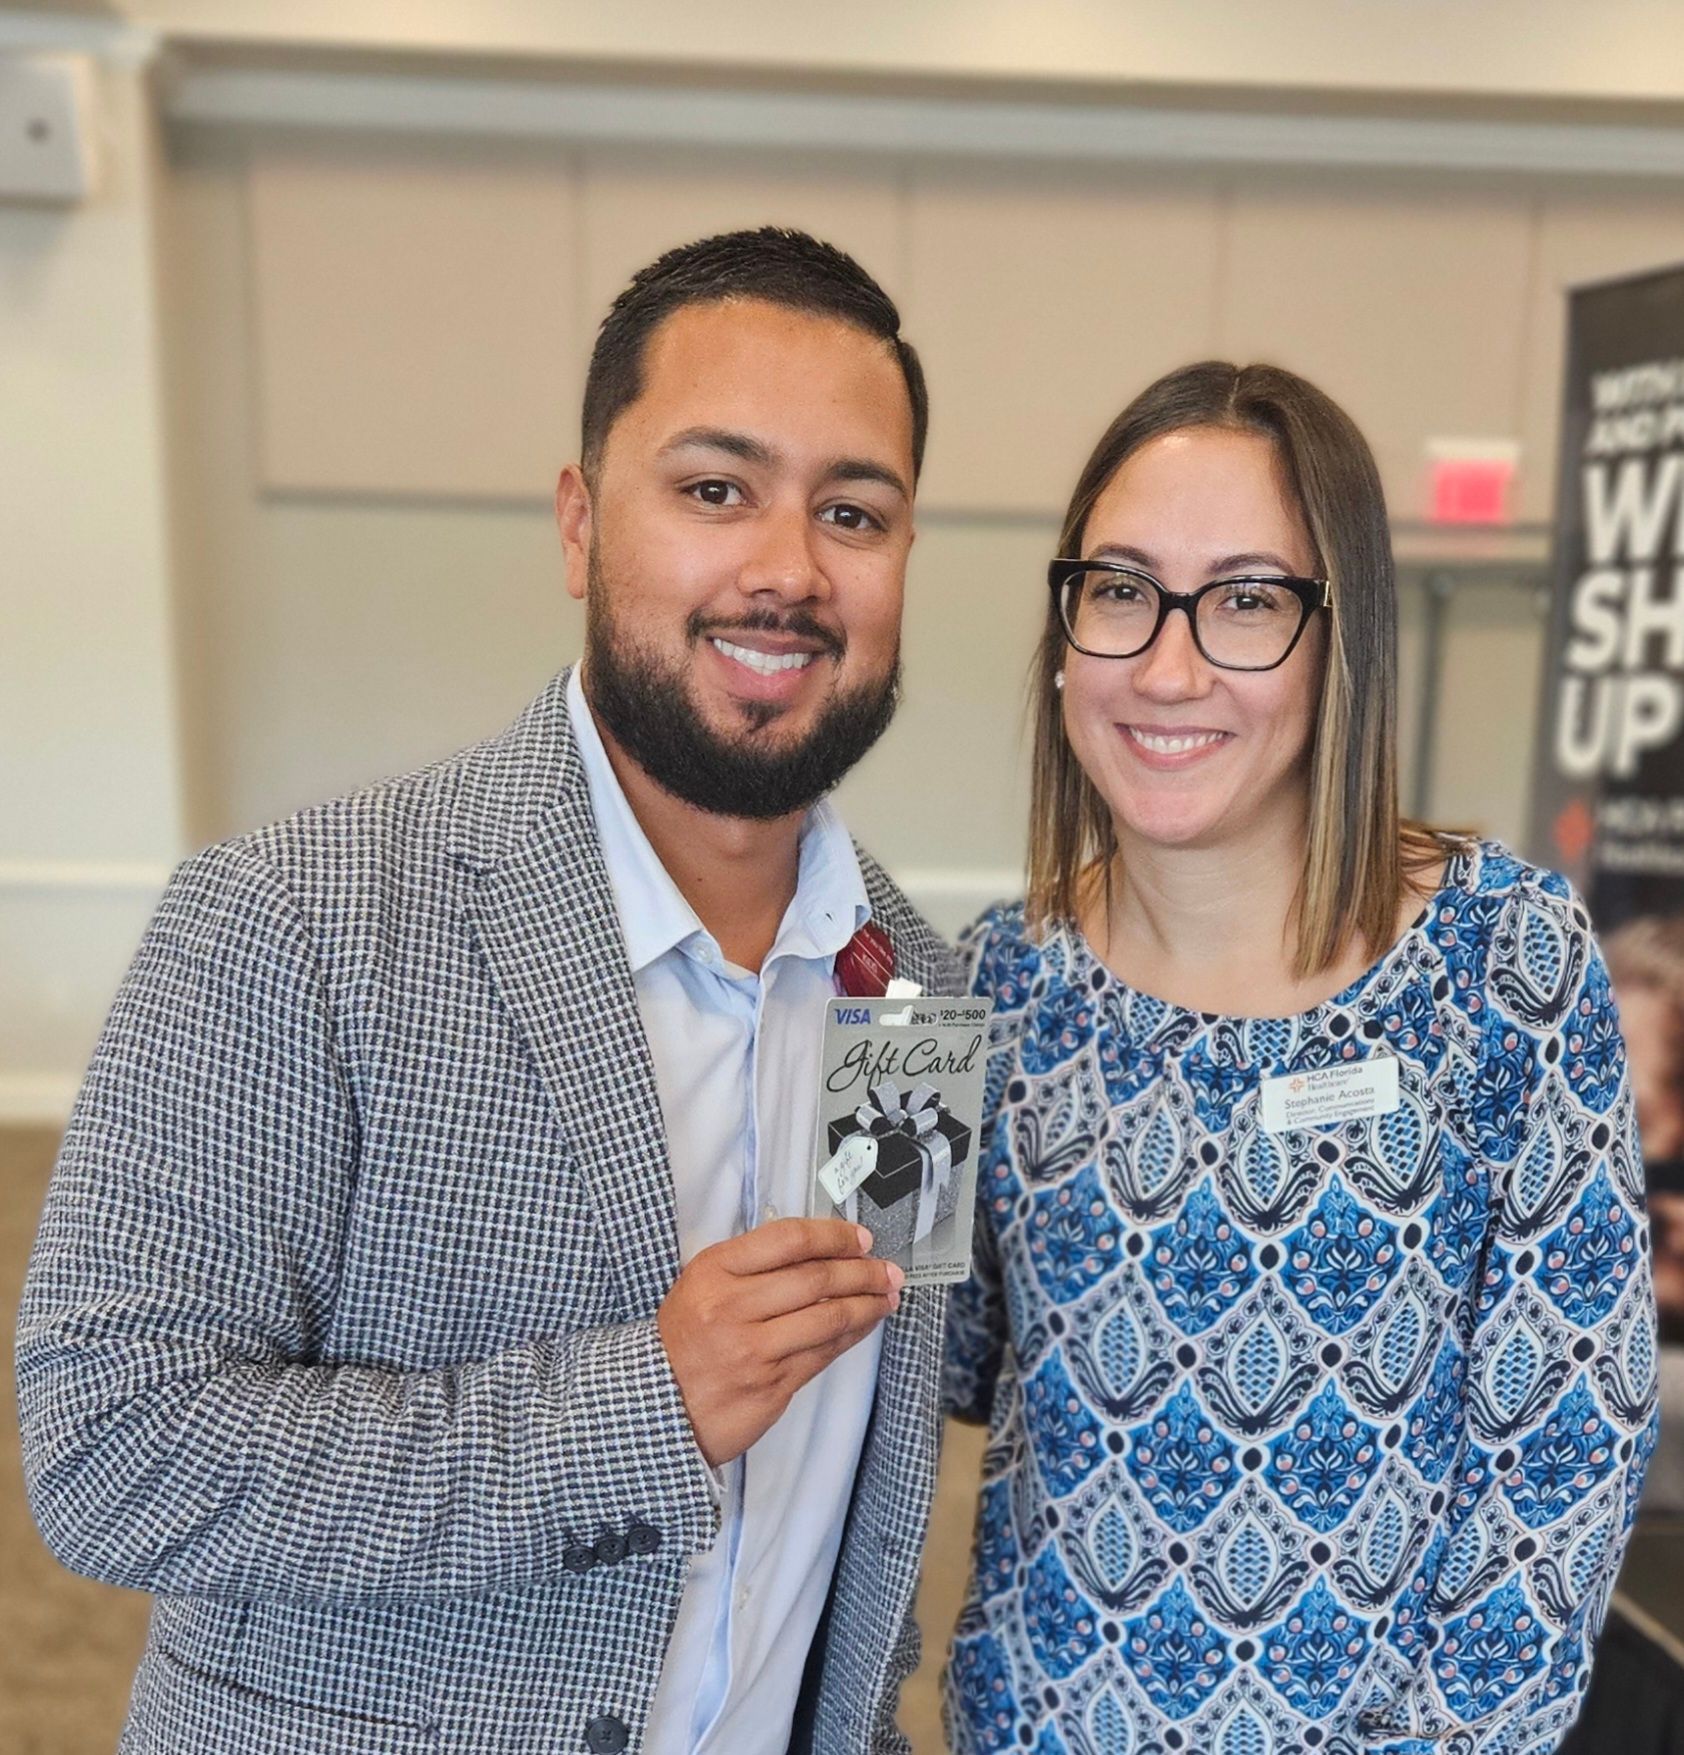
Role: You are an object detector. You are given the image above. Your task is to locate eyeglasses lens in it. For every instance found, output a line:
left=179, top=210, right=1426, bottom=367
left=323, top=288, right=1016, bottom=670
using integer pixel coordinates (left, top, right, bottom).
left=1064, top=569, right=1304, bottom=669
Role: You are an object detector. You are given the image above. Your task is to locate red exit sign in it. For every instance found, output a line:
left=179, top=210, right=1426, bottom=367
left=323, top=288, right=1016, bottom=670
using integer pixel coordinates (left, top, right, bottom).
left=1425, top=439, right=1520, bottom=525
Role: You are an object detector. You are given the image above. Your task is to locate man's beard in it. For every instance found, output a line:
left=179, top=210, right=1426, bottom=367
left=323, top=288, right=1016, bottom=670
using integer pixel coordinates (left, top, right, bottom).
left=582, top=576, right=900, bottom=822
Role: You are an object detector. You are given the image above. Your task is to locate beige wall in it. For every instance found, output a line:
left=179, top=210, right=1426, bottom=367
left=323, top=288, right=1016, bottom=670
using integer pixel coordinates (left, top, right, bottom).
left=8, top=14, right=1684, bottom=1114
left=0, top=58, right=184, bottom=1115
left=54, top=0, right=1684, bottom=105
left=161, top=130, right=1679, bottom=880
left=163, top=129, right=1061, bottom=912
left=227, top=141, right=1684, bottom=529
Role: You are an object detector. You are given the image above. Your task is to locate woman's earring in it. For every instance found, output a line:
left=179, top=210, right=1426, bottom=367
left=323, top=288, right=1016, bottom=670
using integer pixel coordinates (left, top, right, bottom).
left=1054, top=670, right=1065, bottom=691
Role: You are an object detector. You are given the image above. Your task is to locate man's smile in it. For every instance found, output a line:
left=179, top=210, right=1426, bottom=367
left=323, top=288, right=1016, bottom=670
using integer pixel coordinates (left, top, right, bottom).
left=709, top=637, right=818, bottom=677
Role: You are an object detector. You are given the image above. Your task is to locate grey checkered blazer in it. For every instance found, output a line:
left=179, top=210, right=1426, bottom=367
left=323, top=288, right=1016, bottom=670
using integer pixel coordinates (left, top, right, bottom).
left=17, top=671, right=960, bottom=1755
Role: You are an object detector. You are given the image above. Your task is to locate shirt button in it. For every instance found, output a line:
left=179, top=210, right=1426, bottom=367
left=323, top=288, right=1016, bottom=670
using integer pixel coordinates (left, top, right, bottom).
left=584, top=1715, right=629, bottom=1754
left=625, top=1522, right=661, bottom=1555
left=594, top=1533, right=628, bottom=1566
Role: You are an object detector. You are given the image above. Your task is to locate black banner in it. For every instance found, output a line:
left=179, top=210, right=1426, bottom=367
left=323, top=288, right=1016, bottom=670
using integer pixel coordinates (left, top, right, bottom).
left=1529, top=262, right=1684, bottom=1333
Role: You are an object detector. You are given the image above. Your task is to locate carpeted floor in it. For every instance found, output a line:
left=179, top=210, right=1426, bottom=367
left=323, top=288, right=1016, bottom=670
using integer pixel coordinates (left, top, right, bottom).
left=0, top=1126, right=983, bottom=1753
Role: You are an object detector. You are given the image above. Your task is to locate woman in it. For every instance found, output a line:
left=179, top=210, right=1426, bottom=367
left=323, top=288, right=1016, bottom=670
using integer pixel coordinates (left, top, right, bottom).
left=945, top=362, right=1657, bottom=1753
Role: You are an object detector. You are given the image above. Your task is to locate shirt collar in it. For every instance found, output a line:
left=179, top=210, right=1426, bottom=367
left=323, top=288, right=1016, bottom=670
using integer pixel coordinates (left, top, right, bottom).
left=566, top=667, right=869, bottom=977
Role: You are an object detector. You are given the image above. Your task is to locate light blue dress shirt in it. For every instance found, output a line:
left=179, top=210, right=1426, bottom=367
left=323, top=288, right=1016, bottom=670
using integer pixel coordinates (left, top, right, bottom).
left=566, top=670, right=886, bottom=1754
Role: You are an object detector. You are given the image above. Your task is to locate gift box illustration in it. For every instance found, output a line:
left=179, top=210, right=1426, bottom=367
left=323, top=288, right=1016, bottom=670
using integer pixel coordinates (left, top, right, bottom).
left=825, top=1079, right=973, bottom=1256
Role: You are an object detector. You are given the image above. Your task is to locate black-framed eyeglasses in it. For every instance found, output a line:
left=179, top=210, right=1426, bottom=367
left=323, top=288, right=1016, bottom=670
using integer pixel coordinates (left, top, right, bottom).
left=1048, top=559, right=1331, bottom=672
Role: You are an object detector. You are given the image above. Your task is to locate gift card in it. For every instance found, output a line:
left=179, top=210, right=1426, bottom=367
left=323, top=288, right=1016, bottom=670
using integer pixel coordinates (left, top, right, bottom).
left=808, top=994, right=991, bottom=1286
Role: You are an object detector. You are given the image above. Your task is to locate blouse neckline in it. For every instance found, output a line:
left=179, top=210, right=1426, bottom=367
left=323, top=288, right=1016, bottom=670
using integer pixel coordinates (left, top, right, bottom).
left=1041, top=837, right=1478, bottom=1032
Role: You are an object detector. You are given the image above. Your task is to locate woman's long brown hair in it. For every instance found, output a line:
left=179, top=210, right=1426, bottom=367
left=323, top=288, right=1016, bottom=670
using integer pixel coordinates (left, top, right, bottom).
left=1026, top=360, right=1442, bottom=977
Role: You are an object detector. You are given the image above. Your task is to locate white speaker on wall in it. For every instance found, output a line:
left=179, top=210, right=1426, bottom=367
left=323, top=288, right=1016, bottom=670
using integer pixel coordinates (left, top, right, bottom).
left=0, top=54, right=97, bottom=204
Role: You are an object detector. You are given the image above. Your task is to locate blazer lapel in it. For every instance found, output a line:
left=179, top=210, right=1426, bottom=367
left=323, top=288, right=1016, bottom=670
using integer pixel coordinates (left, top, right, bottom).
left=862, top=861, right=964, bottom=1002
left=462, top=712, right=681, bottom=1321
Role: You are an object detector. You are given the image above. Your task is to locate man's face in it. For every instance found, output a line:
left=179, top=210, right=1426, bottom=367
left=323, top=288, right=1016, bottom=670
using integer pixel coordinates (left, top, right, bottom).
left=558, top=297, right=916, bottom=819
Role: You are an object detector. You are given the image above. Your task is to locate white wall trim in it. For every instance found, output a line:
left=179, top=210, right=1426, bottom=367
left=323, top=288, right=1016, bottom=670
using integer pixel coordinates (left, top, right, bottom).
left=899, top=867, right=1021, bottom=937
left=0, top=1074, right=77, bottom=1127
left=0, top=12, right=158, bottom=65
left=0, top=858, right=173, bottom=895
left=165, top=63, right=1684, bottom=179
left=899, top=868, right=1021, bottom=902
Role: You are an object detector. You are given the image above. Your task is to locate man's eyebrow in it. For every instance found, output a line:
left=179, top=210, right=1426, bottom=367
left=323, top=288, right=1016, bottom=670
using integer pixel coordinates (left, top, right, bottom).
left=658, top=428, right=910, bottom=505
left=658, top=427, right=777, bottom=467
left=823, top=457, right=911, bottom=504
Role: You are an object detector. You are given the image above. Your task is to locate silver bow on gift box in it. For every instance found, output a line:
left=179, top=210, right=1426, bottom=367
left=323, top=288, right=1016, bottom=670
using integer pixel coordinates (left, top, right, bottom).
left=851, top=1079, right=955, bottom=1246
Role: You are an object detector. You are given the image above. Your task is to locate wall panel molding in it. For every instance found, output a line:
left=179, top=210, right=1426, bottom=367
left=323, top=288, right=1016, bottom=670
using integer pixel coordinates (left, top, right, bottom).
left=167, top=64, right=1684, bottom=180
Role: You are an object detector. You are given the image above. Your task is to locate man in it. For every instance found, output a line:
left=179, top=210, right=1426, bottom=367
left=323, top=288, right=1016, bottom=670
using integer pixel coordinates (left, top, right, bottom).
left=18, top=228, right=956, bottom=1754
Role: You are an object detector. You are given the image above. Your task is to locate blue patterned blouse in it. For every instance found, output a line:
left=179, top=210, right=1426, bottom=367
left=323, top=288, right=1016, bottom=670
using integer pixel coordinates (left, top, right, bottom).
left=944, top=841, right=1658, bottom=1755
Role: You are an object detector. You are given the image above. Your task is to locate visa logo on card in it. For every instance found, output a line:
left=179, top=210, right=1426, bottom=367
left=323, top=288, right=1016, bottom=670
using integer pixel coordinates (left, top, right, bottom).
left=834, top=1005, right=874, bottom=1025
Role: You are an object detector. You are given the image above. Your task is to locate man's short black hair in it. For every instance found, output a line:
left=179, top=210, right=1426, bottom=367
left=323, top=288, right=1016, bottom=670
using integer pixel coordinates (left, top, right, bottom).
left=580, top=226, right=927, bottom=483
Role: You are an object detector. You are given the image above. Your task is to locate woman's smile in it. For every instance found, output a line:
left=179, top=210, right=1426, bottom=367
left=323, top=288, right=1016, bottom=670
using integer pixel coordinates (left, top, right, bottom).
left=1120, top=722, right=1235, bottom=765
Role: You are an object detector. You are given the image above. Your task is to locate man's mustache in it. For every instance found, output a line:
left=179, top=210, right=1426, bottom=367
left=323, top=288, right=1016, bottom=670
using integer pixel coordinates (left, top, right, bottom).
left=688, top=608, right=846, bottom=661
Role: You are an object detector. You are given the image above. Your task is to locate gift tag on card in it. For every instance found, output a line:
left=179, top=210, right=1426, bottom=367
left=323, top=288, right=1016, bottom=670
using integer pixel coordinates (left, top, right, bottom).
left=808, top=994, right=991, bottom=1287
left=818, top=1132, right=879, bottom=1206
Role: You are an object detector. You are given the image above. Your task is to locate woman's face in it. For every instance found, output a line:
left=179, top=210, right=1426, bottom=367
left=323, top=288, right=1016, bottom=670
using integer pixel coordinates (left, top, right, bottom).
left=1061, top=425, right=1327, bottom=853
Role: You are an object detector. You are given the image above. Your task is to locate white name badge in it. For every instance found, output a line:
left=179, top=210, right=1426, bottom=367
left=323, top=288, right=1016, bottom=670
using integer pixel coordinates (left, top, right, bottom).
left=1260, top=1055, right=1399, bottom=1133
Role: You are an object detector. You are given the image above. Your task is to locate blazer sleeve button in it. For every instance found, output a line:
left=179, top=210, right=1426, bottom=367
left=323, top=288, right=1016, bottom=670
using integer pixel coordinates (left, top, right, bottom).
left=563, top=1544, right=597, bottom=1573
left=593, top=1533, right=628, bottom=1566
left=625, top=1521, right=661, bottom=1555
left=584, top=1713, right=630, bottom=1753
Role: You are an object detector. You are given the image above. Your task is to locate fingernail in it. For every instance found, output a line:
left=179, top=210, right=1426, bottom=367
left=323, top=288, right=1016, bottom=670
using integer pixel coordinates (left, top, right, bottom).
left=856, top=1225, right=874, bottom=1253
left=887, top=1289, right=902, bottom=1313
left=885, top=1262, right=905, bottom=1291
